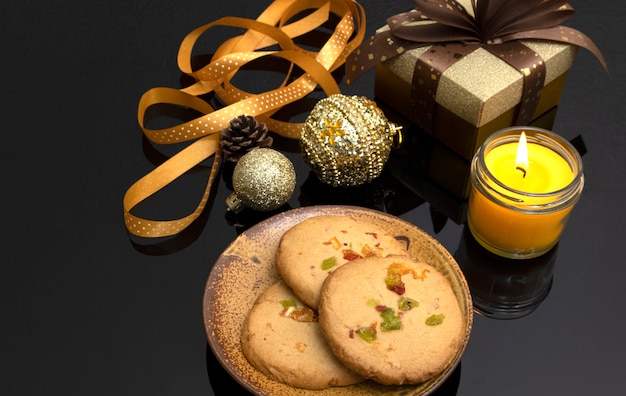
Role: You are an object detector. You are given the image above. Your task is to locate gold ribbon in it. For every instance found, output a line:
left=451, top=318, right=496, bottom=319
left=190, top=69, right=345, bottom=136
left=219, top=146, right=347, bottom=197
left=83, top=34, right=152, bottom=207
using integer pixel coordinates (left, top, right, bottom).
left=346, top=0, right=607, bottom=130
left=123, top=0, right=366, bottom=238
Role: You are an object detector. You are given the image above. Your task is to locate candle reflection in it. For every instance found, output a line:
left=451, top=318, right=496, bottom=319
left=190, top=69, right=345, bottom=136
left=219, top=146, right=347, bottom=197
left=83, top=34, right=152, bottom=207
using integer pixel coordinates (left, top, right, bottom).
left=454, top=225, right=558, bottom=319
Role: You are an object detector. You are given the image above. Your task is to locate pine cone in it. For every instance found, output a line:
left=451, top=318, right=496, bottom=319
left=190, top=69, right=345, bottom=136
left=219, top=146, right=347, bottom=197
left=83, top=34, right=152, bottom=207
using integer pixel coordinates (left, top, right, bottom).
left=220, top=115, right=273, bottom=163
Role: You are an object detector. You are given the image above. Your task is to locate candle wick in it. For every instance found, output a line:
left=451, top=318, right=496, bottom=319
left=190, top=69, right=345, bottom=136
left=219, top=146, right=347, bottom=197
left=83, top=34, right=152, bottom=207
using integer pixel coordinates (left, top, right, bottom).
left=516, top=166, right=527, bottom=178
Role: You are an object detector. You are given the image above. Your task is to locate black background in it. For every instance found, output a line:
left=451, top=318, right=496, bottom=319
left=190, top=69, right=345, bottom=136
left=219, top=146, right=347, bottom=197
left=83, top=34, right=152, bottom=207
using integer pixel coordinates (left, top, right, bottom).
left=3, top=1, right=625, bottom=395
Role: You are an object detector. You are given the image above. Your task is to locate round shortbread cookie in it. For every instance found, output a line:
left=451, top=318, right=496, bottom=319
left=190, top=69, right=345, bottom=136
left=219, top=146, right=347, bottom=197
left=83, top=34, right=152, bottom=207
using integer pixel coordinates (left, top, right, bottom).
left=275, top=215, right=409, bottom=309
left=318, top=255, right=465, bottom=386
left=241, top=280, right=364, bottom=390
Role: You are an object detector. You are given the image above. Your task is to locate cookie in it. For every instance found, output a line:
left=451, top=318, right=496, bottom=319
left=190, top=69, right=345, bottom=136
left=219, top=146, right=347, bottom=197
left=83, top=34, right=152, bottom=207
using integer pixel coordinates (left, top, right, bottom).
left=241, top=280, right=364, bottom=390
left=275, top=215, right=409, bottom=309
left=318, top=255, right=464, bottom=385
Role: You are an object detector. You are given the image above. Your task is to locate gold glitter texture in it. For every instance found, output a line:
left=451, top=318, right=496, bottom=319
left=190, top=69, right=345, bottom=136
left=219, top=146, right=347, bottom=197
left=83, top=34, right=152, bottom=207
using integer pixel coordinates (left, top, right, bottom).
left=230, top=148, right=296, bottom=212
left=320, top=119, right=346, bottom=145
left=383, top=39, right=577, bottom=127
left=300, top=94, right=399, bottom=187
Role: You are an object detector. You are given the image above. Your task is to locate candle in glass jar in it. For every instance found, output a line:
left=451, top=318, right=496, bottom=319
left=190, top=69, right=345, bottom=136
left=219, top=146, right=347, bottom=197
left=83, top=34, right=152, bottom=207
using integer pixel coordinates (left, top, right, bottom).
left=468, top=127, right=584, bottom=259
left=485, top=132, right=573, bottom=194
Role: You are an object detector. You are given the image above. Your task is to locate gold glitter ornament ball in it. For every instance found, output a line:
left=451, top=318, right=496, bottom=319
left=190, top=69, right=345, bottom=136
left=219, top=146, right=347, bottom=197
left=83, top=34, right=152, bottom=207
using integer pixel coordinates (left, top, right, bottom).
left=300, top=94, right=399, bottom=187
left=226, top=148, right=296, bottom=213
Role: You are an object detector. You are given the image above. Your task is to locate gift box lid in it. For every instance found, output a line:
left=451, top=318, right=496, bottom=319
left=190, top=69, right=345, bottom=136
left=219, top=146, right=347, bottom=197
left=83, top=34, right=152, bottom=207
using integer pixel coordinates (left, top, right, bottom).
left=380, top=31, right=578, bottom=127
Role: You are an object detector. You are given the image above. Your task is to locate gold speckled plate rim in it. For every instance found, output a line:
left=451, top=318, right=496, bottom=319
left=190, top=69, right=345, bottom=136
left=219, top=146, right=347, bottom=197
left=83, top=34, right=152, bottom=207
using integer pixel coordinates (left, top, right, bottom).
left=202, top=205, right=473, bottom=396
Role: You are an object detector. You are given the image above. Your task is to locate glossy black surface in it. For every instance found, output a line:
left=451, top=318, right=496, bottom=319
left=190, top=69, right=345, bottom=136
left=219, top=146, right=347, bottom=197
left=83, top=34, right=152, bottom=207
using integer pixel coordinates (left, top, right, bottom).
left=3, top=1, right=624, bottom=395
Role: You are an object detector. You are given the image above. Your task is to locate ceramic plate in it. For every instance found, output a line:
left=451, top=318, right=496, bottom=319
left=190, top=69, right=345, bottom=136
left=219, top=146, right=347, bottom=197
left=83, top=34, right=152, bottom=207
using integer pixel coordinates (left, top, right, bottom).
left=202, top=205, right=473, bottom=395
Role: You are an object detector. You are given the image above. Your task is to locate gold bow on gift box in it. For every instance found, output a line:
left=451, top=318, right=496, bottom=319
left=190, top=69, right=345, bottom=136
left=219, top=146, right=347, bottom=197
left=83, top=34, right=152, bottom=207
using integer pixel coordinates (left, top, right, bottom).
left=123, top=0, right=365, bottom=239
left=346, top=0, right=607, bottom=131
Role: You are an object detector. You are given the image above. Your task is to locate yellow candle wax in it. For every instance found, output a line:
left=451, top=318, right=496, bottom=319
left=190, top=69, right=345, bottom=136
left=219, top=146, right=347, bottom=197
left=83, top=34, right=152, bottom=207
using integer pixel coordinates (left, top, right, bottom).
left=485, top=140, right=574, bottom=201
left=468, top=129, right=582, bottom=259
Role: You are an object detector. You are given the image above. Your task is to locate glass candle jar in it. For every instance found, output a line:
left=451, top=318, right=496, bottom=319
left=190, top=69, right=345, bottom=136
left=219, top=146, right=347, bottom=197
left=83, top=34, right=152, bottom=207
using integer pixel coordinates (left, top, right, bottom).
left=467, top=127, right=584, bottom=259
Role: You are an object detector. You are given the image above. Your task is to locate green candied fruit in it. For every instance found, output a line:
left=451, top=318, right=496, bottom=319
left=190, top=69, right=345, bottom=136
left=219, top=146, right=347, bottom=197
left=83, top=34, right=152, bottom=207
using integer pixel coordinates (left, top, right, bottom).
left=384, top=273, right=402, bottom=287
left=381, top=317, right=401, bottom=331
left=426, top=314, right=445, bottom=326
left=398, top=296, right=419, bottom=311
left=379, top=307, right=395, bottom=321
left=321, top=256, right=337, bottom=270
left=356, top=327, right=377, bottom=343
left=380, top=307, right=402, bottom=331
left=280, top=299, right=297, bottom=308
left=366, top=298, right=380, bottom=308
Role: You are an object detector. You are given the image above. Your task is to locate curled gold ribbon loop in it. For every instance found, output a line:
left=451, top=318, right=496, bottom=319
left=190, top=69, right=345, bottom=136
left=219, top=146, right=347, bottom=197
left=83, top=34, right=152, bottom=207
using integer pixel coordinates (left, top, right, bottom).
left=123, top=0, right=366, bottom=238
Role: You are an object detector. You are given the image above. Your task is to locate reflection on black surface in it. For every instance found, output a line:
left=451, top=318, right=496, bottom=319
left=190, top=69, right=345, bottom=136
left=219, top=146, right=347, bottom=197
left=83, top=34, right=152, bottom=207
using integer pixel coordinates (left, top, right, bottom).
left=224, top=202, right=295, bottom=234
left=205, top=343, right=251, bottom=394
left=205, top=342, right=461, bottom=395
left=127, top=206, right=212, bottom=255
left=432, top=362, right=461, bottom=396
left=380, top=100, right=470, bottom=228
left=298, top=168, right=424, bottom=215
left=224, top=166, right=424, bottom=234
left=455, top=226, right=558, bottom=319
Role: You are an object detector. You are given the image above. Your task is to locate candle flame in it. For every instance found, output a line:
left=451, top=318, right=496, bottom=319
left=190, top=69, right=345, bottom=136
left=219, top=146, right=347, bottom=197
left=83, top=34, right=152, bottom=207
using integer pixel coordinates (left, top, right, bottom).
left=516, top=131, right=529, bottom=177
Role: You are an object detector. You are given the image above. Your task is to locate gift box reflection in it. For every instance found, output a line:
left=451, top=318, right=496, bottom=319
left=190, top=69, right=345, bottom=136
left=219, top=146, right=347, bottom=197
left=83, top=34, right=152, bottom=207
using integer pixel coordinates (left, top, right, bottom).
left=455, top=226, right=557, bottom=319
left=383, top=100, right=558, bottom=225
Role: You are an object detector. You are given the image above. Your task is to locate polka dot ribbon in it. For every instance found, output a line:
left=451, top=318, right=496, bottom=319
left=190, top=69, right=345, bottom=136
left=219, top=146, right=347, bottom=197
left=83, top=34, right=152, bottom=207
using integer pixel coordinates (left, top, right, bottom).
left=123, top=0, right=366, bottom=238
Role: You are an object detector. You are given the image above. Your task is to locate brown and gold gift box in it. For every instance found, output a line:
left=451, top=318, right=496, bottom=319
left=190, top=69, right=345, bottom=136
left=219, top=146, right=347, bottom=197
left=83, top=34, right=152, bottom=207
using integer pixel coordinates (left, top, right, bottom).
left=375, top=39, right=577, bottom=160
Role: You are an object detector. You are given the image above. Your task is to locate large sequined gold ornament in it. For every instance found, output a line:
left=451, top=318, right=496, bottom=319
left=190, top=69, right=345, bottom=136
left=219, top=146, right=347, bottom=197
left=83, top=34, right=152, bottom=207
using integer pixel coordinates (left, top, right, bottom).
left=226, top=148, right=296, bottom=213
left=300, top=94, right=400, bottom=187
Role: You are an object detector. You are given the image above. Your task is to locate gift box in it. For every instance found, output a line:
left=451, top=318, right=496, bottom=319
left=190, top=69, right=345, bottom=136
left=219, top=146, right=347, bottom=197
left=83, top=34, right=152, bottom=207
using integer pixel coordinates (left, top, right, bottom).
left=346, top=0, right=606, bottom=161
left=375, top=40, right=575, bottom=160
